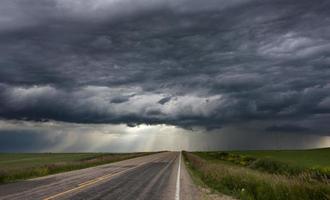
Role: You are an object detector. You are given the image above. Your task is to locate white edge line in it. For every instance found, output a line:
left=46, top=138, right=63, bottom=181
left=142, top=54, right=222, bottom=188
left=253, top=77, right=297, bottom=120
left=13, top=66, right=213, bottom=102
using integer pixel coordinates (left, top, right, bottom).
left=175, top=151, right=181, bottom=200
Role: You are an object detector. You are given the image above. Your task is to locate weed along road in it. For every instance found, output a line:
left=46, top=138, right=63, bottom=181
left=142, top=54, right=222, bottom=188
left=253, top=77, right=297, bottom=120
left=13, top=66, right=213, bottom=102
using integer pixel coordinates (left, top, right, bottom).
left=0, top=152, right=200, bottom=200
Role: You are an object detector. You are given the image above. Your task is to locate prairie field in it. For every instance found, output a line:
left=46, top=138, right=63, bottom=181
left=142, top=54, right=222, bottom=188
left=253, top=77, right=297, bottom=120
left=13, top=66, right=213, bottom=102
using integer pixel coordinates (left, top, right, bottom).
left=184, top=148, right=330, bottom=200
left=232, top=148, right=330, bottom=168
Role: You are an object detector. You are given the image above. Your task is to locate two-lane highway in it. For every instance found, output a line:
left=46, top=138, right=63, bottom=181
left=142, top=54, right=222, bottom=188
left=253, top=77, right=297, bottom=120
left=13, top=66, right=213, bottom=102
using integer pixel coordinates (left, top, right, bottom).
left=0, top=152, right=200, bottom=200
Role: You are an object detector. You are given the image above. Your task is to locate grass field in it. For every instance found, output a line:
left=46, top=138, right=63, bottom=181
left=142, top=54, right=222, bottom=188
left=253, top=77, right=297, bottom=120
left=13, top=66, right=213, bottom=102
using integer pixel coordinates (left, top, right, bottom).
left=232, top=148, right=330, bottom=168
left=0, top=152, right=155, bottom=184
left=0, top=153, right=105, bottom=170
left=184, top=148, right=330, bottom=200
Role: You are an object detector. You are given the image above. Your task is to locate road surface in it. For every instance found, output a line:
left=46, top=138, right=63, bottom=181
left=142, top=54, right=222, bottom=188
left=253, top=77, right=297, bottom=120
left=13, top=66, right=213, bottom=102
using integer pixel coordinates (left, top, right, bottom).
left=0, top=152, right=200, bottom=200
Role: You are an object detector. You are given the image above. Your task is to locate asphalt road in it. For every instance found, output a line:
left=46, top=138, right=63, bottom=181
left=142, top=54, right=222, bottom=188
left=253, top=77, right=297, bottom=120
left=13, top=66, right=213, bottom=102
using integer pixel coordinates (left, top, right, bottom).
left=0, top=152, right=200, bottom=200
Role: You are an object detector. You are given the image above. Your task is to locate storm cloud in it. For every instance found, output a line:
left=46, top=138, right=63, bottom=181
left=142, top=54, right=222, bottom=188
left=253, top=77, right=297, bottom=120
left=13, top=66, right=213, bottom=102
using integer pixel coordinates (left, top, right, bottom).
left=0, top=0, right=330, bottom=151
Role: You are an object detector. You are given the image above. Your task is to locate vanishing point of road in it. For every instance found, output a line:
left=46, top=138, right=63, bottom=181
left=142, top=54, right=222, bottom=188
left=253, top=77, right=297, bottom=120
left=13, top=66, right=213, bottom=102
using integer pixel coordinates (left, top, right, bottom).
left=0, top=152, right=200, bottom=200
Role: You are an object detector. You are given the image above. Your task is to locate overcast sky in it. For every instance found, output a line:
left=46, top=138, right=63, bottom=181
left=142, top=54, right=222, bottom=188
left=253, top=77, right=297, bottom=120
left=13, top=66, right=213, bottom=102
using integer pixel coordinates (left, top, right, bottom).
left=0, top=0, right=330, bottom=152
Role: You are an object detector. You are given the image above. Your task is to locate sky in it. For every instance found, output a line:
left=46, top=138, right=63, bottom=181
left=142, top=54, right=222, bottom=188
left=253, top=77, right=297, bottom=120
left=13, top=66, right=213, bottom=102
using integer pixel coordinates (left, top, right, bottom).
left=0, top=0, right=330, bottom=152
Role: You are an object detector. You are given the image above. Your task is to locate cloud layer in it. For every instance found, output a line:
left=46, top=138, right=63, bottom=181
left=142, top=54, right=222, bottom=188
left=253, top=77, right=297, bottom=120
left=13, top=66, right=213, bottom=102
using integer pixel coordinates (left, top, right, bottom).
left=1, top=120, right=329, bottom=152
left=1, top=0, right=330, bottom=151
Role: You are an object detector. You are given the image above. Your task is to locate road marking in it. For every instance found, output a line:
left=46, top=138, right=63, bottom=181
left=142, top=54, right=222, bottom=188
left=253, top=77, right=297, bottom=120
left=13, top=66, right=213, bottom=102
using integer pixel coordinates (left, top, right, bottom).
left=43, top=170, right=129, bottom=200
left=175, top=152, right=181, bottom=200
left=43, top=156, right=162, bottom=200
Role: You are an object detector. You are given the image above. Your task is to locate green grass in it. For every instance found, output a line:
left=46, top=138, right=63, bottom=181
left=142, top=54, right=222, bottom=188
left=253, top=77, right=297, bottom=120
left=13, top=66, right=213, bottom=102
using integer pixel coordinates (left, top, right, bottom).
left=194, top=149, right=330, bottom=181
left=0, top=153, right=104, bottom=170
left=184, top=149, right=330, bottom=200
left=232, top=148, right=330, bottom=168
left=0, top=152, right=155, bottom=184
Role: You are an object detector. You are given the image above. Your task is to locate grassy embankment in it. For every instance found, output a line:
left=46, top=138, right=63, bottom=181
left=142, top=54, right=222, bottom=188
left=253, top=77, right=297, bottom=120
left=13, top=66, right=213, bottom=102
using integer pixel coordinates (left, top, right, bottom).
left=183, top=148, right=330, bottom=200
left=0, top=152, right=155, bottom=184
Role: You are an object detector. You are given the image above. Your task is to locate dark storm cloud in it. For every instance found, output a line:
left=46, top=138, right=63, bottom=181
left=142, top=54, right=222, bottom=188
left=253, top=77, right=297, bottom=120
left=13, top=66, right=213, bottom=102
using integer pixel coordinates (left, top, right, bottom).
left=265, top=124, right=310, bottom=133
left=158, top=97, right=172, bottom=105
left=0, top=129, right=59, bottom=152
left=110, top=94, right=135, bottom=104
left=0, top=0, right=330, bottom=135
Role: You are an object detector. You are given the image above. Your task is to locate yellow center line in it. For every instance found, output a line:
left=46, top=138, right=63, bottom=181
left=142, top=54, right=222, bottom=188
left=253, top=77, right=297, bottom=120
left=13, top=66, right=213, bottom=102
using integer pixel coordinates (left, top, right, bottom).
left=77, top=171, right=119, bottom=187
left=43, top=165, right=141, bottom=200
left=43, top=156, right=163, bottom=200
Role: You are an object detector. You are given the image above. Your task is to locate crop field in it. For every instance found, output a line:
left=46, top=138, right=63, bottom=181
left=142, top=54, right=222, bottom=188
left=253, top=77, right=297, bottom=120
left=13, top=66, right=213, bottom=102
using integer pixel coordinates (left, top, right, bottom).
left=184, top=148, right=330, bottom=200
left=0, top=152, right=154, bottom=184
